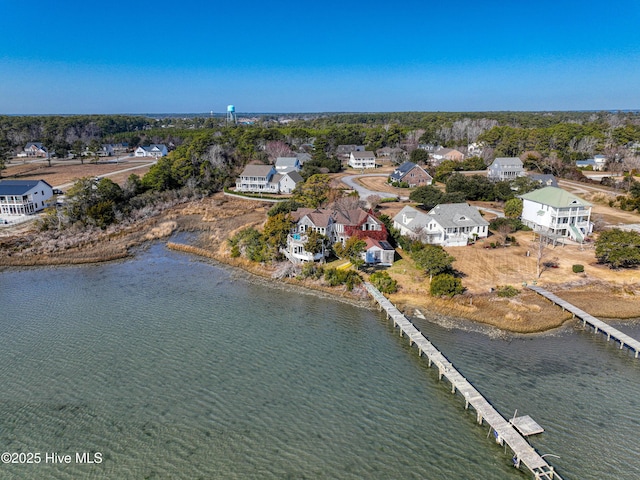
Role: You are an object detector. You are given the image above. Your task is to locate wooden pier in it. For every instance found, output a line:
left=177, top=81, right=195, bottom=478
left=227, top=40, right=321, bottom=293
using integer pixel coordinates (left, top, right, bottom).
left=528, top=285, right=640, bottom=359
left=364, top=283, right=562, bottom=480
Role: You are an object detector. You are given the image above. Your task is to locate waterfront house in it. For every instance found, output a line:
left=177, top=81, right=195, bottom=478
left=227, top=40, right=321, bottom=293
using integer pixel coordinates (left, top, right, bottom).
left=393, top=205, right=431, bottom=237
left=519, top=186, right=592, bottom=242
left=389, top=162, right=433, bottom=187
left=393, top=203, right=489, bottom=247
left=487, top=157, right=525, bottom=181
left=134, top=144, right=168, bottom=158
left=24, top=142, right=48, bottom=158
left=348, top=151, right=376, bottom=169
left=283, top=207, right=387, bottom=263
left=0, top=179, right=53, bottom=216
left=363, top=237, right=395, bottom=266
left=235, top=165, right=279, bottom=194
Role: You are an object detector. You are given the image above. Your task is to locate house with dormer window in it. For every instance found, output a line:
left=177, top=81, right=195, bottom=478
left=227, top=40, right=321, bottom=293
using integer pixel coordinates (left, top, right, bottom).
left=283, top=207, right=389, bottom=263
left=393, top=203, right=489, bottom=246
left=519, top=186, right=592, bottom=242
left=389, top=162, right=433, bottom=187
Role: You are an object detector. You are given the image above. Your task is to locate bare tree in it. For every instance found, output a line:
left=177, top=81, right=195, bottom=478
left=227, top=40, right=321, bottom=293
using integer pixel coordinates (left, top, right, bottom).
left=366, top=194, right=381, bottom=211
left=532, top=233, right=558, bottom=278
left=265, top=141, right=293, bottom=162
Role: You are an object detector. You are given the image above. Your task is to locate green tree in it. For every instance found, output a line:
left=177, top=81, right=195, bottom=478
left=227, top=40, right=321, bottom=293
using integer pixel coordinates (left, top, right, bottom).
left=262, top=213, right=294, bottom=250
left=409, top=185, right=444, bottom=210
left=369, top=271, right=398, bottom=294
left=292, top=174, right=332, bottom=208
left=0, top=136, right=11, bottom=177
left=504, top=198, right=523, bottom=219
left=334, top=236, right=367, bottom=269
left=429, top=273, right=464, bottom=297
left=409, top=148, right=430, bottom=165
left=595, top=229, right=640, bottom=268
left=412, top=244, right=455, bottom=280
left=304, top=230, right=327, bottom=256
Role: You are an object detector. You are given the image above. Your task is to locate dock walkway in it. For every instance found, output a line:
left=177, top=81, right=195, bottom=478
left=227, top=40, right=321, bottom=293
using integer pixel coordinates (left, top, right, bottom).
left=364, top=283, right=562, bottom=480
left=528, top=285, right=640, bottom=358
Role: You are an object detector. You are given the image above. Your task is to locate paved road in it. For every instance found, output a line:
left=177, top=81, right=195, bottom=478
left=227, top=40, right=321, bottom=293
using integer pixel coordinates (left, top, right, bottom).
left=340, top=174, right=408, bottom=200
left=54, top=160, right=157, bottom=190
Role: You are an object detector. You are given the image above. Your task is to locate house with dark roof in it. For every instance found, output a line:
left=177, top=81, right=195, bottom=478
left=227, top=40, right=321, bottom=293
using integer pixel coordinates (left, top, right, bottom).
left=393, top=203, right=489, bottom=246
left=527, top=173, right=558, bottom=188
left=389, top=162, right=433, bottom=187
left=519, top=186, right=592, bottom=242
left=24, top=142, right=48, bottom=158
left=0, top=179, right=53, bottom=216
left=335, top=145, right=365, bottom=158
left=278, top=171, right=303, bottom=194
left=487, top=157, right=525, bottom=181
left=283, top=207, right=388, bottom=263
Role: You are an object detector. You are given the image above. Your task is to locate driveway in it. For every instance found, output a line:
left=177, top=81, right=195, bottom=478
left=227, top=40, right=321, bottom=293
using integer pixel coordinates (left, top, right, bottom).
left=341, top=174, right=408, bottom=200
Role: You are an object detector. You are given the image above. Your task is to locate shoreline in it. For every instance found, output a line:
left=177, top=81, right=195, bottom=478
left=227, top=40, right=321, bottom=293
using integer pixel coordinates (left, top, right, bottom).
left=1, top=195, right=638, bottom=334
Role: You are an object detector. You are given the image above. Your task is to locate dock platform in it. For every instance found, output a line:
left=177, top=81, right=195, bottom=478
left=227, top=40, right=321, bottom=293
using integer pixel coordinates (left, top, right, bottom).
left=528, top=285, right=640, bottom=358
left=364, top=283, right=562, bottom=480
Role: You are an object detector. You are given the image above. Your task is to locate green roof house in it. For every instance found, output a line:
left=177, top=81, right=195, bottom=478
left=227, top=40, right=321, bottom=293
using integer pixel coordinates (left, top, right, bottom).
left=519, top=186, right=592, bottom=242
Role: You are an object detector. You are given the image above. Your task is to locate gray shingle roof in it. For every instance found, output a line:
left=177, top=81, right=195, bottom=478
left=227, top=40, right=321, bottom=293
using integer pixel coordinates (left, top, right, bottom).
left=427, top=203, right=489, bottom=228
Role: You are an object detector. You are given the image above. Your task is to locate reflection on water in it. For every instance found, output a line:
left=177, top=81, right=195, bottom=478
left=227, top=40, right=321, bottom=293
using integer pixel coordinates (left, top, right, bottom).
left=0, top=244, right=639, bottom=479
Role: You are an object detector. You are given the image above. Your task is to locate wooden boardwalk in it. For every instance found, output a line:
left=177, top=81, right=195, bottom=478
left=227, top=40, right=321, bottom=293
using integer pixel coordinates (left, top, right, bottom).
left=364, top=283, right=562, bottom=480
left=528, top=285, right=640, bottom=359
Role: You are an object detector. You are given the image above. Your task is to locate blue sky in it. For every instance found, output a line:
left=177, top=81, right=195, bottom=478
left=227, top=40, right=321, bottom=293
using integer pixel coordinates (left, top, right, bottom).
left=1, top=0, right=639, bottom=114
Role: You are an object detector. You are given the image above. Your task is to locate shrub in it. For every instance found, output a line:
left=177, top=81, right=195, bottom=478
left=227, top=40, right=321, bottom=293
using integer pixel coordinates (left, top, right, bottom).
left=369, top=271, right=398, bottom=294
left=300, top=262, right=324, bottom=279
left=495, top=285, right=520, bottom=297
left=429, top=274, right=464, bottom=297
left=323, top=268, right=362, bottom=291
left=572, top=264, right=584, bottom=273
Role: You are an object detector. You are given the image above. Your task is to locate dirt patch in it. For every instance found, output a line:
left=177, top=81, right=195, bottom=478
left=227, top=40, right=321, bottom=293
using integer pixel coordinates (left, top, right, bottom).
left=2, top=159, right=153, bottom=188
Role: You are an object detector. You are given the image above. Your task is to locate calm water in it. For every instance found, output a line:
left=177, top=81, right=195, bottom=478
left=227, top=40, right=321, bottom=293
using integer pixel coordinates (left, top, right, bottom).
left=0, top=244, right=639, bottom=479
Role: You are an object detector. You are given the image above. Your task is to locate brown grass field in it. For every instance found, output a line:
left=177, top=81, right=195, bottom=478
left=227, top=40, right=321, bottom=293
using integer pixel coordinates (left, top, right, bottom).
left=1, top=158, right=154, bottom=188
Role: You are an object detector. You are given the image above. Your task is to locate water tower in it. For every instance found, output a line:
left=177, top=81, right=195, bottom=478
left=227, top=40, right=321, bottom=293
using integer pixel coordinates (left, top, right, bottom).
left=226, top=104, right=237, bottom=124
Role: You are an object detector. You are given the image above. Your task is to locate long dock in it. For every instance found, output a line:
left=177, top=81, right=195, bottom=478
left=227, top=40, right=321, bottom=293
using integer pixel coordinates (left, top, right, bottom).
left=364, top=283, right=562, bottom=480
left=528, top=285, right=640, bottom=358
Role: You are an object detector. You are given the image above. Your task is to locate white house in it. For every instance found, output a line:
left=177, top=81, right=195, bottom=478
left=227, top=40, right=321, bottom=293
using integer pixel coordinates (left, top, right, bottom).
left=348, top=151, right=376, bottom=169
left=0, top=179, right=53, bottom=216
left=519, top=186, right=592, bottom=242
left=487, top=157, right=525, bottom=181
left=135, top=144, right=168, bottom=158
left=393, top=205, right=432, bottom=237
left=235, top=165, right=279, bottom=193
left=277, top=171, right=303, bottom=194
left=362, top=238, right=395, bottom=266
left=393, top=204, right=489, bottom=247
